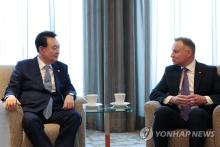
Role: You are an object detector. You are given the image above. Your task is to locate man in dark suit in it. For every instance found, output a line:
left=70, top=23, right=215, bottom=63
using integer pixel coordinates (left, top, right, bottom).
left=3, top=31, right=81, bottom=147
left=150, top=37, right=220, bottom=147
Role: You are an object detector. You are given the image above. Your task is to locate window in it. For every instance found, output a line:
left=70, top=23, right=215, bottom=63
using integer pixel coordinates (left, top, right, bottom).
left=54, top=0, right=84, bottom=96
left=0, top=0, right=83, bottom=96
left=150, top=0, right=220, bottom=89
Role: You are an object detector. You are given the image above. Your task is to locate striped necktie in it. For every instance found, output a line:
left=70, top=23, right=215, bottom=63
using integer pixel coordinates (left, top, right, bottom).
left=43, top=65, right=53, bottom=119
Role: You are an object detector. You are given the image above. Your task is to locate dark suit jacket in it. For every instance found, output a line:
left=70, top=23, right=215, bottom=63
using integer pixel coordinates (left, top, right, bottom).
left=4, top=57, right=76, bottom=113
left=150, top=61, right=220, bottom=113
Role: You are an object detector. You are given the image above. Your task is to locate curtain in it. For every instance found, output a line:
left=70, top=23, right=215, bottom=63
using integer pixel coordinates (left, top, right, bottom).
left=83, top=0, right=149, bottom=131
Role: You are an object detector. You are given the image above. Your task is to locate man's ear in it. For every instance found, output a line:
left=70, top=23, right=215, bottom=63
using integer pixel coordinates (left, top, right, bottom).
left=186, top=47, right=193, bottom=57
left=38, top=46, right=44, bottom=53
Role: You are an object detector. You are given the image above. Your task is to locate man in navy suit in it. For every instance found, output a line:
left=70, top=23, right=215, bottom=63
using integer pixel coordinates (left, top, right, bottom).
left=150, top=37, right=220, bottom=147
left=3, top=31, right=81, bottom=147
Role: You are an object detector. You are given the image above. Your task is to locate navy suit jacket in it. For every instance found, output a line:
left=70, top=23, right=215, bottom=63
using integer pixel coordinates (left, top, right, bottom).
left=150, top=61, right=220, bottom=113
left=4, top=57, right=76, bottom=113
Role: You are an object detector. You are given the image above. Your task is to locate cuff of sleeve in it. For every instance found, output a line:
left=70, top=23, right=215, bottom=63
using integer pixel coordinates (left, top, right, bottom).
left=163, top=96, right=173, bottom=104
left=68, top=93, right=76, bottom=100
left=2, top=95, right=14, bottom=101
left=205, top=96, right=213, bottom=105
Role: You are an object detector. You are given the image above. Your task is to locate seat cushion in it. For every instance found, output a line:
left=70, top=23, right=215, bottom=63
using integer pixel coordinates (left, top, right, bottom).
left=44, top=123, right=60, bottom=144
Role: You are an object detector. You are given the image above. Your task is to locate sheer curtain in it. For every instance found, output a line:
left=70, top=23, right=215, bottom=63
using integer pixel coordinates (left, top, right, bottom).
left=150, top=0, right=220, bottom=91
left=54, top=0, right=84, bottom=95
left=0, top=0, right=83, bottom=96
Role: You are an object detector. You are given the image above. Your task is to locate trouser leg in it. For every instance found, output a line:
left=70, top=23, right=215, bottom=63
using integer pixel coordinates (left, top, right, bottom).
left=188, top=108, right=211, bottom=147
left=51, top=109, right=82, bottom=147
left=153, top=106, right=186, bottom=147
left=22, top=112, right=53, bottom=147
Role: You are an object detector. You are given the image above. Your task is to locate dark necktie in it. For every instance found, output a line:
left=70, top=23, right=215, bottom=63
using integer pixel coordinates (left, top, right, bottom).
left=43, top=65, right=53, bottom=119
left=180, top=68, right=191, bottom=121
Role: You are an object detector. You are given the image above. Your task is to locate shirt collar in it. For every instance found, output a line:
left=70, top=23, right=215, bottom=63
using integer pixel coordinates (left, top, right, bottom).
left=37, top=56, right=52, bottom=70
left=183, top=59, right=196, bottom=73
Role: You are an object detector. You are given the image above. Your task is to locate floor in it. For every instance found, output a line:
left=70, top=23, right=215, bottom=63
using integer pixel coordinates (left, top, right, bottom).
left=86, top=129, right=146, bottom=147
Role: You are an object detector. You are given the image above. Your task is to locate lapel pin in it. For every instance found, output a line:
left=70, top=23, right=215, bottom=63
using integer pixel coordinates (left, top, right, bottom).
left=198, top=72, right=202, bottom=74
left=57, top=70, right=60, bottom=72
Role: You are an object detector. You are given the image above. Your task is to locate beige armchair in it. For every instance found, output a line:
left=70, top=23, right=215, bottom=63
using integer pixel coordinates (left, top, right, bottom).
left=0, top=65, right=86, bottom=147
left=144, top=100, right=220, bottom=147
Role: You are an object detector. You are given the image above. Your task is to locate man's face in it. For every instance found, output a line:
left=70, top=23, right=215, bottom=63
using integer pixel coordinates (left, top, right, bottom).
left=40, top=37, right=60, bottom=64
left=170, top=41, right=192, bottom=66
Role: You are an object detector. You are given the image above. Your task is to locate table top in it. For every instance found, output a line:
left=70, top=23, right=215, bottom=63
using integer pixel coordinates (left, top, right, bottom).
left=83, top=103, right=133, bottom=113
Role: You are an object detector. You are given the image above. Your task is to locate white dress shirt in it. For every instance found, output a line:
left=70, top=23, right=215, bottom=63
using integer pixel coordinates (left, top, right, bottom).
left=37, top=56, right=56, bottom=92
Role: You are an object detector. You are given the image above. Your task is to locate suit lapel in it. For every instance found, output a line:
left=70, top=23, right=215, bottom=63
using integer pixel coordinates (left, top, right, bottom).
left=194, top=62, right=202, bottom=93
left=32, top=57, right=45, bottom=89
left=173, top=66, right=182, bottom=94
left=52, top=63, right=62, bottom=93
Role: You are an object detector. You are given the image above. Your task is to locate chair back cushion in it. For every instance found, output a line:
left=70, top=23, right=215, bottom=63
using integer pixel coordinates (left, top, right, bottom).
left=0, top=66, right=15, bottom=99
left=217, top=66, right=220, bottom=76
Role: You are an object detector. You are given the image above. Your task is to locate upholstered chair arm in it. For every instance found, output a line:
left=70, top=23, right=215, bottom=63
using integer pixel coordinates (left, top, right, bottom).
left=145, top=100, right=161, bottom=128
left=212, top=105, right=220, bottom=147
left=74, top=96, right=87, bottom=147
left=75, top=96, right=87, bottom=111
left=144, top=100, right=161, bottom=147
left=0, top=102, right=23, bottom=147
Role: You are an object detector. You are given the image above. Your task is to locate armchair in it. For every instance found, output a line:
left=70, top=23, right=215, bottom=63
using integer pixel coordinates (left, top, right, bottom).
left=144, top=101, right=220, bottom=147
left=0, top=65, right=86, bottom=147
left=145, top=66, right=220, bottom=147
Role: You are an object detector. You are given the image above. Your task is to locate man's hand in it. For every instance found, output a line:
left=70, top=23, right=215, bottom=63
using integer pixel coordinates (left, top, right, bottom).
left=188, top=94, right=207, bottom=106
left=170, top=95, right=192, bottom=106
left=170, top=94, right=207, bottom=106
left=5, top=96, right=21, bottom=111
left=63, top=95, right=75, bottom=110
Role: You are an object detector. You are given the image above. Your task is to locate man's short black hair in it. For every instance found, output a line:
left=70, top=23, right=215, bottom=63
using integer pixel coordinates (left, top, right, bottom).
left=35, top=31, right=57, bottom=52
